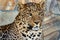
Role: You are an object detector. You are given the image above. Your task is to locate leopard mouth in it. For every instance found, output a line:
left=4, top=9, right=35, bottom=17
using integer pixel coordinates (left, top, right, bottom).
left=27, top=24, right=40, bottom=31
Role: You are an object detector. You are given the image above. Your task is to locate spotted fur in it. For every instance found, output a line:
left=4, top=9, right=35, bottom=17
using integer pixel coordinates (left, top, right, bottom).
left=0, top=0, right=45, bottom=40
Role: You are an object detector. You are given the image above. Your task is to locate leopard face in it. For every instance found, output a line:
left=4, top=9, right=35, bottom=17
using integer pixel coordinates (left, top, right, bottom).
left=17, top=2, right=45, bottom=30
left=15, top=1, right=45, bottom=40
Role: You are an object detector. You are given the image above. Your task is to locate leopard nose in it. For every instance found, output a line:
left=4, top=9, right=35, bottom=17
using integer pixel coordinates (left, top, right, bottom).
left=32, top=26, right=39, bottom=31
left=34, top=22, right=39, bottom=24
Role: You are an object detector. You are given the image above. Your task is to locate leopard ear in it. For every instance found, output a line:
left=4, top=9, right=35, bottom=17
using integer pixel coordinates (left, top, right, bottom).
left=17, top=2, right=24, bottom=11
left=39, top=0, right=45, bottom=9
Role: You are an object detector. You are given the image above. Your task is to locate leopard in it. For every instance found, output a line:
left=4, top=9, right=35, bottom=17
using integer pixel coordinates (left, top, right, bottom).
left=0, top=0, right=45, bottom=40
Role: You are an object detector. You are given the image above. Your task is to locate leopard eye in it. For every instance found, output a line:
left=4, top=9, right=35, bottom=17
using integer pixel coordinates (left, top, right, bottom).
left=38, top=11, right=43, bottom=15
left=29, top=13, right=32, bottom=16
left=39, top=13, right=44, bottom=16
left=38, top=13, right=40, bottom=15
left=41, top=13, right=44, bottom=16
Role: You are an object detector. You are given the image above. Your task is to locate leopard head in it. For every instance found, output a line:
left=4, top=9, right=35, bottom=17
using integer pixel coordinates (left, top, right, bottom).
left=18, top=1, right=45, bottom=31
